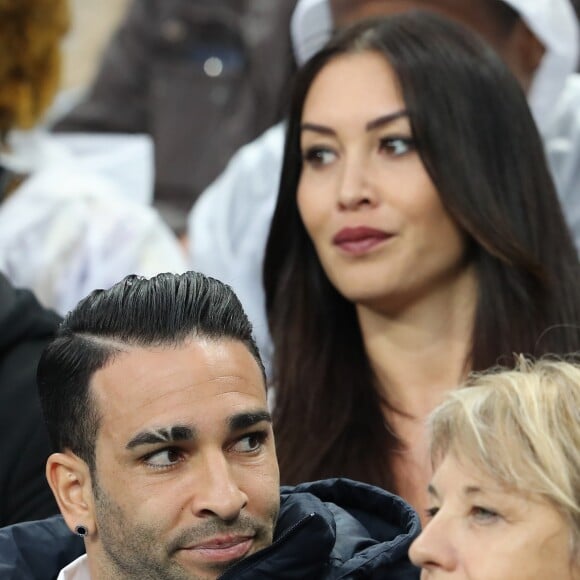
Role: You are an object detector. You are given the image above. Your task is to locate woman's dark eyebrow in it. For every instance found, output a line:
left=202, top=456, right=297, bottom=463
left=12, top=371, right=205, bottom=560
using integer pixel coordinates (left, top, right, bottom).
left=300, top=123, right=336, bottom=136
left=365, top=109, right=409, bottom=131
left=300, top=109, right=408, bottom=137
left=126, top=425, right=195, bottom=450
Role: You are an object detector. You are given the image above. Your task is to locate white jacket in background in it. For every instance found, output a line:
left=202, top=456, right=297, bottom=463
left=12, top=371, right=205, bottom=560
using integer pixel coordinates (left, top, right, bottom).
left=0, top=131, right=187, bottom=314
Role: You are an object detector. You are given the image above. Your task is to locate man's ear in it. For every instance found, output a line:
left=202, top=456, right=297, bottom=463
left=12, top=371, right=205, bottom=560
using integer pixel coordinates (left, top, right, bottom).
left=46, top=451, right=96, bottom=536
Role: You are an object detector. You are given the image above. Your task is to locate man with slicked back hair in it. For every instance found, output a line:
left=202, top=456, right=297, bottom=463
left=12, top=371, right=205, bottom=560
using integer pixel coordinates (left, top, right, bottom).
left=0, top=271, right=419, bottom=580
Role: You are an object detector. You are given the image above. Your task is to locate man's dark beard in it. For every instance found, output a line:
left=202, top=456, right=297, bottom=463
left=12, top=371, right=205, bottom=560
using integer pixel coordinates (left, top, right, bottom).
left=90, top=478, right=277, bottom=580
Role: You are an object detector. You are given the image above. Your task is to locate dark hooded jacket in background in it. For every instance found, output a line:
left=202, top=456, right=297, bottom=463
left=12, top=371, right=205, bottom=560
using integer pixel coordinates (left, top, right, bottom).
left=0, top=274, right=60, bottom=526
left=0, top=478, right=420, bottom=579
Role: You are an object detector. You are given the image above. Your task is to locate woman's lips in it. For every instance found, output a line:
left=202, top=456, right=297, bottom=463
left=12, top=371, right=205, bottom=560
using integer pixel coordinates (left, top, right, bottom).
left=333, top=227, right=393, bottom=255
left=180, top=535, right=254, bottom=564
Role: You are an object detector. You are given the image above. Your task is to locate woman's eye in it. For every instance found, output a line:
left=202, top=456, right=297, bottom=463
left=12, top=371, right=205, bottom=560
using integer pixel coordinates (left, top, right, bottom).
left=302, top=147, right=336, bottom=167
left=471, top=505, right=500, bottom=523
left=379, top=136, right=415, bottom=157
left=143, top=448, right=183, bottom=468
left=425, top=506, right=439, bottom=520
left=232, top=432, right=268, bottom=453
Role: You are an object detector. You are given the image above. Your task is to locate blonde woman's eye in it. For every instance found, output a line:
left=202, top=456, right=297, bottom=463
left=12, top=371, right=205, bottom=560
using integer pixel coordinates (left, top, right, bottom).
left=379, top=136, right=415, bottom=156
left=471, top=505, right=500, bottom=523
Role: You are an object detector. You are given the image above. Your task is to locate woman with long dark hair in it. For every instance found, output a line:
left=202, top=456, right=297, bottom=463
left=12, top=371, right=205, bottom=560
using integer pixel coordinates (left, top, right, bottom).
left=264, top=12, right=580, bottom=515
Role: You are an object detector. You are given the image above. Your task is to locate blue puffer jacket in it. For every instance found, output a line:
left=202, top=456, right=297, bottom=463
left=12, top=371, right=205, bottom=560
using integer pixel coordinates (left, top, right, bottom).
left=0, top=478, right=421, bottom=579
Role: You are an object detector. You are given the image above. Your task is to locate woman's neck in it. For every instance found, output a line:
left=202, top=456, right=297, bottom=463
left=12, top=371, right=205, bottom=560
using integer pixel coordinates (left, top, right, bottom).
left=357, top=263, right=477, bottom=418
left=356, top=265, right=477, bottom=521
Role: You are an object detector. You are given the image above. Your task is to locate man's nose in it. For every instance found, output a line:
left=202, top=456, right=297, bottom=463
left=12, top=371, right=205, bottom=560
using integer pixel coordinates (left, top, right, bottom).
left=189, top=451, right=248, bottom=521
left=408, top=512, right=456, bottom=572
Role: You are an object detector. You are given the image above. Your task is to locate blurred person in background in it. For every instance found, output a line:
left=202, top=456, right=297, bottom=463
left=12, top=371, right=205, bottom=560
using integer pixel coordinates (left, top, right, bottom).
left=0, top=0, right=187, bottom=317
left=189, top=0, right=580, bottom=371
left=0, top=273, right=60, bottom=526
left=410, top=357, right=580, bottom=579
left=54, top=0, right=298, bottom=233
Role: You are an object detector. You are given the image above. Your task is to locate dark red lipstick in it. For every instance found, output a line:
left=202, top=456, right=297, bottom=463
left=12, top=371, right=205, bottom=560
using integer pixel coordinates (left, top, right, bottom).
left=333, top=227, right=392, bottom=256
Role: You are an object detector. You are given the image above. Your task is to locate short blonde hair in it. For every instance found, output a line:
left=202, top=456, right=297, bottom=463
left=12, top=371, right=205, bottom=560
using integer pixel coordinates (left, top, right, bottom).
left=429, top=356, right=580, bottom=550
left=0, top=0, right=69, bottom=138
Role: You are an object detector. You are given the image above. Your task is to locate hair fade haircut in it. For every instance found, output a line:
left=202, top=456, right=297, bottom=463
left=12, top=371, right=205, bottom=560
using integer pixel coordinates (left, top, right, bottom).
left=429, top=356, right=580, bottom=556
left=37, top=271, right=265, bottom=470
left=264, top=12, right=580, bottom=489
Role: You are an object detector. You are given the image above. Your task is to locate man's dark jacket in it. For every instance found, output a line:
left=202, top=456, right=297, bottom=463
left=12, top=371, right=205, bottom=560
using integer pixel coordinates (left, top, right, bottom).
left=0, top=478, right=420, bottom=579
left=0, top=274, right=60, bottom=526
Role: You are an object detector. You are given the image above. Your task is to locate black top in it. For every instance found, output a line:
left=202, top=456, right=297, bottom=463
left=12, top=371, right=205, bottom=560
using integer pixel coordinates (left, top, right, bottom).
left=0, top=274, right=61, bottom=526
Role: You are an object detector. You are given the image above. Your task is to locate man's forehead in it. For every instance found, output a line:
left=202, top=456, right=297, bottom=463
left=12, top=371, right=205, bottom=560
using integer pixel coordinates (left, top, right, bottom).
left=90, top=338, right=267, bottom=426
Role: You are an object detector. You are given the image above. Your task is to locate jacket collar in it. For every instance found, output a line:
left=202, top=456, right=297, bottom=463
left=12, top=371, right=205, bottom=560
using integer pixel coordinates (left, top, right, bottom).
left=221, top=478, right=420, bottom=579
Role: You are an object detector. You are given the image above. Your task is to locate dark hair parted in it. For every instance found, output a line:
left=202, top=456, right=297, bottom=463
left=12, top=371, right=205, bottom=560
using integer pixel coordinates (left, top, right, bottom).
left=37, top=271, right=265, bottom=470
left=264, top=13, right=580, bottom=488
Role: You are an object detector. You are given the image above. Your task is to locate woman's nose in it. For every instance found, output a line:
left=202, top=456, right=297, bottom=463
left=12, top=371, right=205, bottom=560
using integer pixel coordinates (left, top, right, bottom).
left=409, top=512, right=457, bottom=572
left=336, top=157, right=379, bottom=211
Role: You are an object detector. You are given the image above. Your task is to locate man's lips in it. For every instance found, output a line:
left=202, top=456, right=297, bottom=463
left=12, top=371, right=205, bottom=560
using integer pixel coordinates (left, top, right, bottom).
left=333, top=226, right=393, bottom=255
left=179, top=535, right=254, bottom=563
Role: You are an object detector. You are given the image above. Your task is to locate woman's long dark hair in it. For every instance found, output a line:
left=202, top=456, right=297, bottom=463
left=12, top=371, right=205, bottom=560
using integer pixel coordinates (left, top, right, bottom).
left=264, top=12, right=580, bottom=488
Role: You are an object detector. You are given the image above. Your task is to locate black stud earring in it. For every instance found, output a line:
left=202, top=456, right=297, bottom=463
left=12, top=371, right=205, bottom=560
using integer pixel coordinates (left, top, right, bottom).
left=74, top=525, right=88, bottom=537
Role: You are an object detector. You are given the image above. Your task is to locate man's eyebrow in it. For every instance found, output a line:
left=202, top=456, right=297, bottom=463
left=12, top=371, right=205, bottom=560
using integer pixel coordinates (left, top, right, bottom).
left=126, top=425, right=196, bottom=450
left=228, top=410, right=272, bottom=432
left=300, top=109, right=409, bottom=137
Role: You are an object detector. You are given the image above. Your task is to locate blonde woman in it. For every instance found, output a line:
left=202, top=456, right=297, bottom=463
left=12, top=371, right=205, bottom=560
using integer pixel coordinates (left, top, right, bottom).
left=410, top=358, right=580, bottom=579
